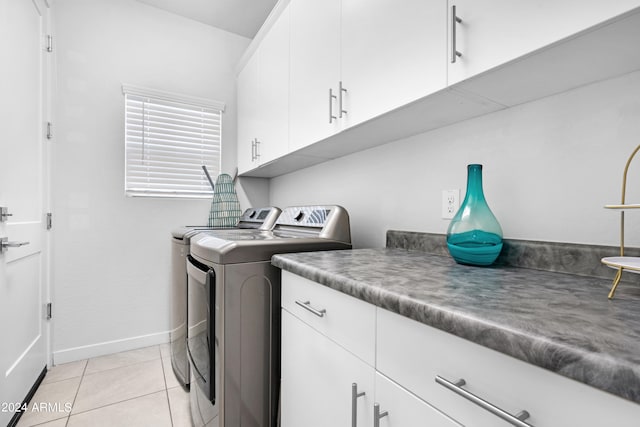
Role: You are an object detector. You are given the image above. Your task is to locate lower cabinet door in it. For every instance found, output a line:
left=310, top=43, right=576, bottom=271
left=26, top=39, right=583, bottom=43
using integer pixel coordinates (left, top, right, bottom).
left=374, top=373, right=461, bottom=427
left=281, top=309, right=374, bottom=427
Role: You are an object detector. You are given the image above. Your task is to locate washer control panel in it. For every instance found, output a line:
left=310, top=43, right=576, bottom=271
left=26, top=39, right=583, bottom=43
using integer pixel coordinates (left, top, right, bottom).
left=237, top=206, right=282, bottom=230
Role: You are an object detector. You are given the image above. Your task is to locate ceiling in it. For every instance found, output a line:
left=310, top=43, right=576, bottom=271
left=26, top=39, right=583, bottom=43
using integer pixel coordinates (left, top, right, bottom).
left=136, top=0, right=279, bottom=39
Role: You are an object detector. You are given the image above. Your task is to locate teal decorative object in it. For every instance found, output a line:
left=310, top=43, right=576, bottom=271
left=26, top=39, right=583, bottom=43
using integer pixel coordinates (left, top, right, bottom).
left=208, top=173, right=241, bottom=228
left=447, top=164, right=503, bottom=266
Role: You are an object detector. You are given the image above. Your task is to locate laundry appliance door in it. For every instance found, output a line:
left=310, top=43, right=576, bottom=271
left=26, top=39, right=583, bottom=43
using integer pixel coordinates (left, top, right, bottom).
left=187, top=255, right=221, bottom=427
left=170, top=236, right=190, bottom=387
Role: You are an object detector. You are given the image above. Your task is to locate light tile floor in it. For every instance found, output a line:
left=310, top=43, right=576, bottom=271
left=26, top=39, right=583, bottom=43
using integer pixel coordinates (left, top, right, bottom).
left=16, top=344, right=192, bottom=427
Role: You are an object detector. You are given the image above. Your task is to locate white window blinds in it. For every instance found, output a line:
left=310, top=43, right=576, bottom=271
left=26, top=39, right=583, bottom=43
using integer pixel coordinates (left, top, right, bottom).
left=122, top=84, right=225, bottom=198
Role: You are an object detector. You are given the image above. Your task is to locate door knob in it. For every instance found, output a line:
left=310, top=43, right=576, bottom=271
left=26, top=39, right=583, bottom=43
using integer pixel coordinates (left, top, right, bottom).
left=1, top=237, right=30, bottom=254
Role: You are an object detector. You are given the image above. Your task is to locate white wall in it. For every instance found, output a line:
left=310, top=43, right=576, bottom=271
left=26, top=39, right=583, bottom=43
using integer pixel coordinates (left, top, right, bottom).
left=270, top=70, right=640, bottom=249
left=51, top=0, right=250, bottom=362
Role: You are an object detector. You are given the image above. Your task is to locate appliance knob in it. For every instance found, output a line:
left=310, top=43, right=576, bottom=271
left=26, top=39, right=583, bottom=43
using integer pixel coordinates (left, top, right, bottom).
left=294, top=211, right=304, bottom=222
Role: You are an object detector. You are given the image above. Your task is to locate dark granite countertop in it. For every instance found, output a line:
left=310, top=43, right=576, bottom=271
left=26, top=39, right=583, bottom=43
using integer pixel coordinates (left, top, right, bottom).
left=272, top=248, right=640, bottom=404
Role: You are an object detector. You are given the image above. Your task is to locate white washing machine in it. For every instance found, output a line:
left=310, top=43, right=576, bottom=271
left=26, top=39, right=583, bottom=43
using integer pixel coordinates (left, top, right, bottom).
left=170, top=207, right=281, bottom=388
left=186, top=205, right=352, bottom=427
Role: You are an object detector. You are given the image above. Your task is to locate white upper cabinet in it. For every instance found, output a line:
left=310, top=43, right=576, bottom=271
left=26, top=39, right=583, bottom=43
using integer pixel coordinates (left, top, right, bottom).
left=447, top=0, right=640, bottom=85
left=237, top=4, right=290, bottom=174
left=290, top=0, right=447, bottom=150
left=289, top=0, right=341, bottom=152
left=256, top=4, right=290, bottom=164
left=341, top=0, right=447, bottom=128
left=238, top=0, right=640, bottom=177
left=237, top=53, right=259, bottom=174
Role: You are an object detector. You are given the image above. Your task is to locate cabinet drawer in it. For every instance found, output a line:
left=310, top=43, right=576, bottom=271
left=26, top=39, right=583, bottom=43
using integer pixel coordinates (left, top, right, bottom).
left=377, top=308, right=640, bottom=427
left=281, top=271, right=375, bottom=365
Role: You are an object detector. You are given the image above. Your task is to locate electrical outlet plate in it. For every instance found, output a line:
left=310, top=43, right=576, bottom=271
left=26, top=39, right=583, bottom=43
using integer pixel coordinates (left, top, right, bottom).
left=442, top=189, right=460, bottom=219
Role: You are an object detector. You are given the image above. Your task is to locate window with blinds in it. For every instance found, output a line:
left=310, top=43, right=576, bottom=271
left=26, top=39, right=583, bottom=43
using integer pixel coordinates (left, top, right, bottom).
left=122, top=84, right=224, bottom=198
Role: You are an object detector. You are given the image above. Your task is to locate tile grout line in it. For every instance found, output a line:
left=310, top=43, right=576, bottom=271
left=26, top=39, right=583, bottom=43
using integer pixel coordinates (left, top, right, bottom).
left=39, top=363, right=86, bottom=387
left=65, top=346, right=173, bottom=427
left=82, top=356, right=161, bottom=378
left=17, top=374, right=82, bottom=427
left=67, top=390, right=168, bottom=417
left=69, top=346, right=168, bottom=417
left=25, top=417, right=66, bottom=427
left=36, top=345, right=171, bottom=425
left=160, top=345, right=176, bottom=427
left=82, top=347, right=164, bottom=378
left=24, top=413, right=68, bottom=427
left=65, top=359, right=89, bottom=427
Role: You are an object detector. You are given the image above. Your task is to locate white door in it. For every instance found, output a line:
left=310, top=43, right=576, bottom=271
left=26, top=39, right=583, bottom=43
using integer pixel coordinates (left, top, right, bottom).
left=0, top=0, right=49, bottom=424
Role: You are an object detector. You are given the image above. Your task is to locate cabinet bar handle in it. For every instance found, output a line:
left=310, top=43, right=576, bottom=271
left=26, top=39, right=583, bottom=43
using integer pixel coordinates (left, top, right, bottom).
left=351, top=383, right=365, bottom=427
left=435, top=375, right=534, bottom=427
left=451, top=5, right=463, bottom=63
left=373, top=403, right=388, bottom=427
left=255, top=138, right=260, bottom=160
left=294, top=300, right=326, bottom=317
left=329, top=88, right=337, bottom=123
left=339, top=81, right=347, bottom=118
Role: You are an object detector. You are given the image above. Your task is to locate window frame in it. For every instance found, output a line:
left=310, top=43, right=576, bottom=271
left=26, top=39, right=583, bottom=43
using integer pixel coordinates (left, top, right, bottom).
left=122, top=84, right=225, bottom=199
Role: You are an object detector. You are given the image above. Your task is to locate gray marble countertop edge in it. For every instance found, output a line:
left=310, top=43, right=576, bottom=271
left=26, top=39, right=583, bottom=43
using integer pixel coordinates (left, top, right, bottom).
left=272, top=252, right=640, bottom=404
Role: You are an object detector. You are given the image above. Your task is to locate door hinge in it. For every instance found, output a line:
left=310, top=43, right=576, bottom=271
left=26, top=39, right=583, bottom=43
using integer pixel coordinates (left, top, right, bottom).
left=46, top=122, right=53, bottom=140
left=46, top=35, right=53, bottom=52
left=46, top=212, right=52, bottom=230
left=0, top=206, right=12, bottom=222
left=46, top=302, right=52, bottom=320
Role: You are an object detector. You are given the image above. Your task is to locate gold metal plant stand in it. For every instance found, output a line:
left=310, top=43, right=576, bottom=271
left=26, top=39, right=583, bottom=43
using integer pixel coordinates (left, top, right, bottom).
left=601, top=144, right=640, bottom=299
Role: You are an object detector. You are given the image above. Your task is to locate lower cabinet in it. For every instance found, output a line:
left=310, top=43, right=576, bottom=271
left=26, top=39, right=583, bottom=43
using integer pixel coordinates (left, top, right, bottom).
left=281, top=272, right=460, bottom=427
left=280, top=272, right=640, bottom=426
left=281, top=309, right=374, bottom=427
left=377, top=307, right=640, bottom=426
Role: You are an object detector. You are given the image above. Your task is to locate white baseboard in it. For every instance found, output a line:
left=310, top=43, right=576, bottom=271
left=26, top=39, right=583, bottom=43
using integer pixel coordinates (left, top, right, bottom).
left=52, top=331, right=170, bottom=365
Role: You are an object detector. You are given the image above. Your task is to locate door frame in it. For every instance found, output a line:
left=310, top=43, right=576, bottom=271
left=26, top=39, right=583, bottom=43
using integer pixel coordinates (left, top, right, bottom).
left=41, top=0, right=53, bottom=368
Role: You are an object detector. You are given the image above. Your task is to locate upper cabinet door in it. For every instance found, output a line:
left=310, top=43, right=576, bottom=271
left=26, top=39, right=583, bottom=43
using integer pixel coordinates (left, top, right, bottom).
left=448, top=0, right=640, bottom=85
left=341, top=0, right=447, bottom=128
left=289, top=0, right=341, bottom=152
left=256, top=4, right=290, bottom=165
left=237, top=52, right=259, bottom=174
left=237, top=5, right=290, bottom=173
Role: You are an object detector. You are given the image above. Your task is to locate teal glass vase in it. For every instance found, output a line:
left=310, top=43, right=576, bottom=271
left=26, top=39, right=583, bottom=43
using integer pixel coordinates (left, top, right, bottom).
left=446, top=164, right=503, bottom=266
